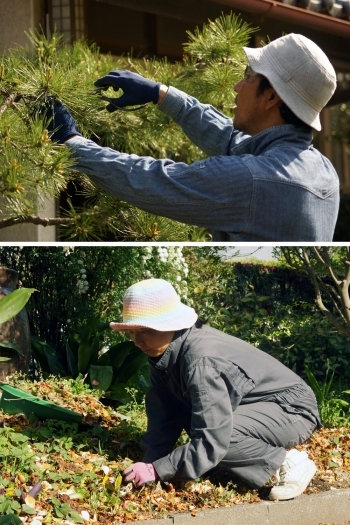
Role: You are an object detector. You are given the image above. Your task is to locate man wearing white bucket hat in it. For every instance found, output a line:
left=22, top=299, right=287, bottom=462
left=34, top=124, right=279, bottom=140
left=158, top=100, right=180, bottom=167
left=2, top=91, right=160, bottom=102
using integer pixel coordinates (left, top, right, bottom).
left=44, top=33, right=339, bottom=241
left=110, top=278, right=321, bottom=501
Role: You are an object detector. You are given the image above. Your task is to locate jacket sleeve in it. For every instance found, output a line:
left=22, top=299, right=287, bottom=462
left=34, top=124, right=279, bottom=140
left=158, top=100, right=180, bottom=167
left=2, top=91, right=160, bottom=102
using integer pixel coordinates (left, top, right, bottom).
left=158, top=86, right=247, bottom=157
left=153, top=358, right=243, bottom=482
left=65, top=136, right=253, bottom=232
left=141, top=372, right=191, bottom=464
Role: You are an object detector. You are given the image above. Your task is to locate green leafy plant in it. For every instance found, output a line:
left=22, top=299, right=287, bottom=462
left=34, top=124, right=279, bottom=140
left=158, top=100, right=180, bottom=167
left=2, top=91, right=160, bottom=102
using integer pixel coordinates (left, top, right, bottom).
left=185, top=249, right=350, bottom=384
left=50, top=496, right=84, bottom=523
left=277, top=247, right=350, bottom=338
left=0, top=288, right=36, bottom=325
left=31, top=317, right=148, bottom=402
left=0, top=515, right=22, bottom=525
left=0, top=498, right=21, bottom=517
left=304, top=364, right=350, bottom=427
left=0, top=428, right=38, bottom=476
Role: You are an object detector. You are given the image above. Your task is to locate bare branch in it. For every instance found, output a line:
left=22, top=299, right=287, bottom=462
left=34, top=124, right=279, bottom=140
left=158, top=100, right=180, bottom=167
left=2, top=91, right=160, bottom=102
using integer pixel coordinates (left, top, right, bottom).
left=316, top=247, right=341, bottom=286
left=318, top=247, right=350, bottom=326
left=300, top=248, right=350, bottom=337
left=343, top=247, right=350, bottom=284
left=0, top=215, right=73, bottom=229
left=320, top=282, right=346, bottom=323
left=304, top=248, right=350, bottom=336
left=0, top=93, right=21, bottom=117
left=302, top=248, right=325, bottom=309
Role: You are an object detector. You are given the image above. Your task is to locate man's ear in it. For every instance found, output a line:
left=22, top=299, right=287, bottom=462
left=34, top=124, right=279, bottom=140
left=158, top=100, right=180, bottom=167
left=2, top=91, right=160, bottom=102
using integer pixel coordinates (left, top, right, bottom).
left=265, top=88, right=282, bottom=110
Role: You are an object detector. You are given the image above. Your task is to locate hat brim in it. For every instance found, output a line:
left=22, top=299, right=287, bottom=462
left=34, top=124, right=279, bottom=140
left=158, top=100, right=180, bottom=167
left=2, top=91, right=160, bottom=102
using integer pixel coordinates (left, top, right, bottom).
left=110, top=322, right=154, bottom=331
left=110, top=303, right=198, bottom=332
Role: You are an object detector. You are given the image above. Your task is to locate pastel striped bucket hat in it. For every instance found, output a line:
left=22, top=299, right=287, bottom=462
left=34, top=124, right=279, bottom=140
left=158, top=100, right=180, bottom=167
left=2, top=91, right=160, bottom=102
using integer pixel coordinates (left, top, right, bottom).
left=110, top=278, right=198, bottom=331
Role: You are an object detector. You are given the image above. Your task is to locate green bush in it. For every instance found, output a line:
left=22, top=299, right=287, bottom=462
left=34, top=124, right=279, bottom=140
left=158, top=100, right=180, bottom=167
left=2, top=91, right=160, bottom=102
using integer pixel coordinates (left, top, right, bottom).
left=185, top=251, right=350, bottom=384
left=0, top=246, right=189, bottom=379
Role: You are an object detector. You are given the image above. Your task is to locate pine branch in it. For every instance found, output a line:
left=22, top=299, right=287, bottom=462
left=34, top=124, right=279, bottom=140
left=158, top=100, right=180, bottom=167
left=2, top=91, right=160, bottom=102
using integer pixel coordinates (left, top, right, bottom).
left=0, top=16, right=256, bottom=240
left=0, top=215, right=73, bottom=229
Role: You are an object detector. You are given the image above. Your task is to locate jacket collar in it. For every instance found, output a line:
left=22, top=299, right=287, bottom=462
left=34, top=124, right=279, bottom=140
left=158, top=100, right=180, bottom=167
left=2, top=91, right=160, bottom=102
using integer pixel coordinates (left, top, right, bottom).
left=150, top=327, right=190, bottom=370
left=230, top=124, right=313, bottom=157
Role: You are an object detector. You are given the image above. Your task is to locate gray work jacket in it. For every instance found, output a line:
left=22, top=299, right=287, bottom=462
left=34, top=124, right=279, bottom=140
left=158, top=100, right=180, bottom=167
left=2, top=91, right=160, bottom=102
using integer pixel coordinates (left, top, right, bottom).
left=67, top=86, right=339, bottom=241
left=141, top=324, right=320, bottom=482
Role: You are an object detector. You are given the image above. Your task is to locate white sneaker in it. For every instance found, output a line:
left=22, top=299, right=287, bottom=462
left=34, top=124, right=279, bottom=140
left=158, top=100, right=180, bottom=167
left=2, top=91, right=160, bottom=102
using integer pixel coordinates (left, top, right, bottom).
left=269, top=449, right=317, bottom=501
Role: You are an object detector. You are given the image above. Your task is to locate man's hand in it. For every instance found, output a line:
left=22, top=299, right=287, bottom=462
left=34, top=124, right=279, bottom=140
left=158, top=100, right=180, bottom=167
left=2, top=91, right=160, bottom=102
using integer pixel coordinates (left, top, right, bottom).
left=94, top=70, right=161, bottom=111
left=122, top=462, right=158, bottom=487
left=35, top=98, right=82, bottom=144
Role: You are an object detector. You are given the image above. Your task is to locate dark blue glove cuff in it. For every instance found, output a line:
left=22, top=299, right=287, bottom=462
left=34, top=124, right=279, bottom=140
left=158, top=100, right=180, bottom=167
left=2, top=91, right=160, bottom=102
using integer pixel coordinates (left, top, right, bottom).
left=39, top=99, right=82, bottom=144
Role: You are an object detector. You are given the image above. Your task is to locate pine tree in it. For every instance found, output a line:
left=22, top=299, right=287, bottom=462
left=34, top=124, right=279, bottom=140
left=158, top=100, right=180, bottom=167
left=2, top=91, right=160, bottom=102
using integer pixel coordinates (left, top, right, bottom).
left=0, top=13, right=256, bottom=241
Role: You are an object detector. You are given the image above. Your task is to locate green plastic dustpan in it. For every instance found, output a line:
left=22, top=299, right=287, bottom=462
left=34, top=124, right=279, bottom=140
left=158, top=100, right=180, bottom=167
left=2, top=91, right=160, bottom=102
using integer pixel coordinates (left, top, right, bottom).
left=0, top=383, right=82, bottom=423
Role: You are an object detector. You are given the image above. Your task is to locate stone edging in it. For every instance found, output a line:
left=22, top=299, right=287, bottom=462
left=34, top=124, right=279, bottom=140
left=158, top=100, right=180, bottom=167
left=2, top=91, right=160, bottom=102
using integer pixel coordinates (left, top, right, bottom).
left=122, top=488, right=350, bottom=525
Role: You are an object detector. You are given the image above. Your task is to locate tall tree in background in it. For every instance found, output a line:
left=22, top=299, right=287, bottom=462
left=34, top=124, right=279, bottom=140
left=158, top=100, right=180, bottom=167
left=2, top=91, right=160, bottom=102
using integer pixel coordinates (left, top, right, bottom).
left=277, top=247, right=350, bottom=338
left=0, top=14, right=255, bottom=241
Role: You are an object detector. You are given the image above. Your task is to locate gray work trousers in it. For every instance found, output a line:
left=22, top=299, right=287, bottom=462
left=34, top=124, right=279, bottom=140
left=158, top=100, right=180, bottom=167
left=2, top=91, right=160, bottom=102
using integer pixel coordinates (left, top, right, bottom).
left=218, top=386, right=320, bottom=488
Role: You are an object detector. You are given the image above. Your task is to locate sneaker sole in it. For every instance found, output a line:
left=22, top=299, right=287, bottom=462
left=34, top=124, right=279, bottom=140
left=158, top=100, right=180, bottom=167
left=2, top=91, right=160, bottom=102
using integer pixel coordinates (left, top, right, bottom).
left=268, top=459, right=317, bottom=501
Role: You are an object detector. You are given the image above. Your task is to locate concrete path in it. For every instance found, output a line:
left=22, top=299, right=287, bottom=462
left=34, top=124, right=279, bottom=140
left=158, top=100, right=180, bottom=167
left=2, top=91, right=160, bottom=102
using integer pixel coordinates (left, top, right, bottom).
left=127, top=488, right=350, bottom=525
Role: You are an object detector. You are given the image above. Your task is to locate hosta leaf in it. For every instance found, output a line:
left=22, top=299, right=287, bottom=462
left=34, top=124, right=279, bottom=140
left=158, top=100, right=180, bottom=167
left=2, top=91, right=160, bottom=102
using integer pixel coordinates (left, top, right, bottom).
left=0, top=288, right=36, bottom=324
left=89, top=365, right=113, bottom=392
left=107, top=341, right=138, bottom=373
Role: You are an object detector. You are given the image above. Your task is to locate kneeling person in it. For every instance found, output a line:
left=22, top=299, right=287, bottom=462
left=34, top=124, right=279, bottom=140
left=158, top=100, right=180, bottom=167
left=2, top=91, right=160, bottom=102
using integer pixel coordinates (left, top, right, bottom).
left=111, top=278, right=319, bottom=500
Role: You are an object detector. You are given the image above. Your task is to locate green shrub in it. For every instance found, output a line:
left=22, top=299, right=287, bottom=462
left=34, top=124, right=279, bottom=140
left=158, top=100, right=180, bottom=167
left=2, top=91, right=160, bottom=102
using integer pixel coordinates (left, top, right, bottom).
left=185, top=252, right=350, bottom=384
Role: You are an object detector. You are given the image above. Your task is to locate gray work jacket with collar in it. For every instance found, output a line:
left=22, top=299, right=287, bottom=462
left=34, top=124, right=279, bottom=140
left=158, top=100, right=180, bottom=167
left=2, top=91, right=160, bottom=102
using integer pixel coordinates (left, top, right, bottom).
left=66, top=87, right=339, bottom=242
left=141, top=324, right=320, bottom=482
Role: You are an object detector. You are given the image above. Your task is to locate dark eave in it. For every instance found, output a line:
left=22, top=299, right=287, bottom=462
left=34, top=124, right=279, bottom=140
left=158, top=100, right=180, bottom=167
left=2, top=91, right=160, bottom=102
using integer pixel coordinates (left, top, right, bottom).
left=208, top=0, right=350, bottom=39
left=96, top=0, right=350, bottom=38
left=94, top=0, right=227, bottom=24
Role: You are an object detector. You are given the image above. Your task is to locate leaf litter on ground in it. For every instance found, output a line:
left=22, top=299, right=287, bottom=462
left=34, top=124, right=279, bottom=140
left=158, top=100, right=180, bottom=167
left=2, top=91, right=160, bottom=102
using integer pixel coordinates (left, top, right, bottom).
left=0, top=376, right=349, bottom=524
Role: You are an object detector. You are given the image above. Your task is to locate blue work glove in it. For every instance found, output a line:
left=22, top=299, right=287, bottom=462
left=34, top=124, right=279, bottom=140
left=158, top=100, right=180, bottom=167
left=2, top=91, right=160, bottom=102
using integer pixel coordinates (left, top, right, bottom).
left=122, top=462, right=158, bottom=488
left=36, top=98, right=82, bottom=144
left=94, top=70, right=161, bottom=112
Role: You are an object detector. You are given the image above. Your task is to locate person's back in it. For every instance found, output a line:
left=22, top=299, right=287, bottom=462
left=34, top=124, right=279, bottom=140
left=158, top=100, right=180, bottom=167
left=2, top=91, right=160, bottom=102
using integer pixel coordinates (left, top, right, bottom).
left=211, top=124, right=339, bottom=241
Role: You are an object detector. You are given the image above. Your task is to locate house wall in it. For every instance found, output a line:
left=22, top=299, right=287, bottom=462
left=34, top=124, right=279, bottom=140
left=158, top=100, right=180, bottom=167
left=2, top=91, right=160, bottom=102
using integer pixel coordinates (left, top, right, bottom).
left=0, top=0, right=56, bottom=242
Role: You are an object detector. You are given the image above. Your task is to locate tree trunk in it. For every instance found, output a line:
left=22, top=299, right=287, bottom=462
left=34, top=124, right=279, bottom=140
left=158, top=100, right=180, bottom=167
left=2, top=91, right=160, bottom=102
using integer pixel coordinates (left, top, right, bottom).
left=0, top=267, right=31, bottom=379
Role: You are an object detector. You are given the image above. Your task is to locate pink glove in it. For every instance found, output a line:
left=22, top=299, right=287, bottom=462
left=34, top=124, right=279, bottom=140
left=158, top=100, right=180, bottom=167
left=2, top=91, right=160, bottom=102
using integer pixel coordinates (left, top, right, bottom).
left=122, top=462, right=158, bottom=487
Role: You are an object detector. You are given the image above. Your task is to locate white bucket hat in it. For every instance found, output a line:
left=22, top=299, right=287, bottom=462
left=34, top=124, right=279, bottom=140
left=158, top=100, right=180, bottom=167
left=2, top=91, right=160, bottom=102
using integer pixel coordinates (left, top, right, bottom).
left=243, top=33, right=337, bottom=131
left=110, top=278, right=198, bottom=332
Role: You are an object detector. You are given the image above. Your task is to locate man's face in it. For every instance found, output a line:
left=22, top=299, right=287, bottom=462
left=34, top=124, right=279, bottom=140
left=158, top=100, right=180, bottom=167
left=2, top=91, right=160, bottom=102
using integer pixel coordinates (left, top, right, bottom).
left=233, top=66, right=267, bottom=135
left=124, top=328, right=175, bottom=357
